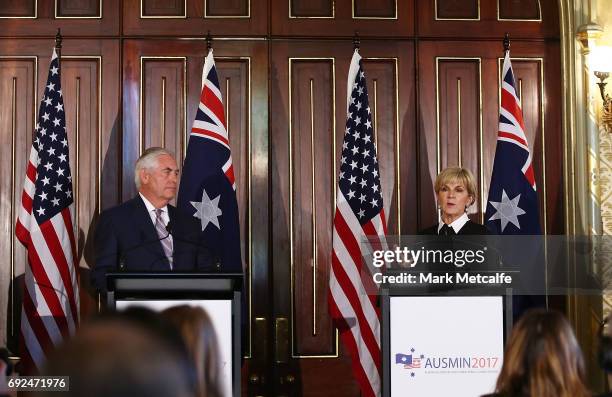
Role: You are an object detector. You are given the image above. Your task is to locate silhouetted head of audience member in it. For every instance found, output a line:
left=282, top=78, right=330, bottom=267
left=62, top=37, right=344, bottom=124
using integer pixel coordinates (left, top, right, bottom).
left=161, top=305, right=222, bottom=397
left=599, top=315, right=612, bottom=373
left=40, top=317, right=193, bottom=397
left=491, top=309, right=589, bottom=397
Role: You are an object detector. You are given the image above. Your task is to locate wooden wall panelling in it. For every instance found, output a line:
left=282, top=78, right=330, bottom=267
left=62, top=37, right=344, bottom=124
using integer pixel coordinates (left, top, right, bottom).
left=0, top=39, right=120, bottom=352
left=498, top=0, right=541, bottom=20
left=363, top=58, right=403, bottom=235
left=418, top=40, right=563, bottom=234
left=0, top=56, right=37, bottom=354
left=123, top=0, right=266, bottom=36
left=435, top=0, right=479, bottom=20
left=353, top=0, right=396, bottom=18
left=55, top=0, right=102, bottom=18
left=61, top=56, right=103, bottom=264
left=289, top=0, right=334, bottom=18
left=205, top=0, right=250, bottom=17
left=436, top=59, right=482, bottom=219
left=417, top=0, right=558, bottom=39
left=141, top=0, right=186, bottom=17
left=0, top=0, right=37, bottom=18
left=0, top=0, right=118, bottom=36
left=271, top=0, right=413, bottom=37
left=289, top=58, right=336, bottom=357
left=270, top=40, right=414, bottom=396
left=122, top=38, right=269, bottom=393
left=141, top=57, right=186, bottom=158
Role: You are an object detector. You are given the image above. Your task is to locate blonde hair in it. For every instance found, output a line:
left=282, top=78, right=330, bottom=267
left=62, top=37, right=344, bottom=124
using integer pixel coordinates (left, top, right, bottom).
left=434, top=167, right=477, bottom=207
left=161, top=306, right=222, bottom=397
left=494, top=309, right=590, bottom=397
left=134, top=147, right=175, bottom=189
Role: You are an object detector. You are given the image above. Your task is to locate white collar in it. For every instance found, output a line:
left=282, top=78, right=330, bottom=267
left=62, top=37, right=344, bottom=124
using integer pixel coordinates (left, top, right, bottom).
left=437, top=212, right=469, bottom=234
left=139, top=192, right=168, bottom=214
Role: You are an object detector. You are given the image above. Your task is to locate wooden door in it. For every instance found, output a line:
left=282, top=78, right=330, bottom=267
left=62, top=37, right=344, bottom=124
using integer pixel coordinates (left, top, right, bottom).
left=269, top=39, right=415, bottom=396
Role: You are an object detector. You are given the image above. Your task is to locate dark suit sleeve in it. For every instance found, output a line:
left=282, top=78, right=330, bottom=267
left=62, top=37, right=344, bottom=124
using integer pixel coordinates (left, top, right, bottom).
left=92, top=211, right=119, bottom=293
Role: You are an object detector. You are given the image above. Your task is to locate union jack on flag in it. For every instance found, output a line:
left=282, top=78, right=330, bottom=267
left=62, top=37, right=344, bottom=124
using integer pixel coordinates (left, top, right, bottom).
left=15, top=47, right=80, bottom=372
left=177, top=49, right=242, bottom=272
left=328, top=49, right=387, bottom=397
left=485, top=50, right=541, bottom=235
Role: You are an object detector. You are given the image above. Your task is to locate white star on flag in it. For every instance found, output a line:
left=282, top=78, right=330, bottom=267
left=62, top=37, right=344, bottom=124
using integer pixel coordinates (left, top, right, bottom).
left=487, top=189, right=526, bottom=232
left=190, top=188, right=223, bottom=231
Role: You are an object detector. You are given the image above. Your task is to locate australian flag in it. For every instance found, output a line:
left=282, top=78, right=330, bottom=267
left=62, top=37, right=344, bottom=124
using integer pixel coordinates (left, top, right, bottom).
left=485, top=50, right=544, bottom=316
left=485, top=51, right=541, bottom=235
left=177, top=49, right=242, bottom=272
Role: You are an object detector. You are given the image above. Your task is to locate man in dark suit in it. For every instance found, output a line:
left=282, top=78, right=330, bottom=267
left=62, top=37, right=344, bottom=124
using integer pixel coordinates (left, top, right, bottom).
left=92, top=147, right=214, bottom=293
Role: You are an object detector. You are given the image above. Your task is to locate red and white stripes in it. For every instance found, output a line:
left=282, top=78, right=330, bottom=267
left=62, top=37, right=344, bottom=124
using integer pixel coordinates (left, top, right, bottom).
left=15, top=146, right=79, bottom=371
left=330, top=192, right=383, bottom=397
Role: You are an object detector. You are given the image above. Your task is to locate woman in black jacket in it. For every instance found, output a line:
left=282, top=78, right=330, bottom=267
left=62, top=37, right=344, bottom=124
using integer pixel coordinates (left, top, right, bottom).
left=420, top=166, right=489, bottom=235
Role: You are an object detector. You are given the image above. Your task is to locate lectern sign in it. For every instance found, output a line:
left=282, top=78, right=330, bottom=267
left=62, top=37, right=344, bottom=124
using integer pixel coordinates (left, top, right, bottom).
left=389, top=296, right=503, bottom=396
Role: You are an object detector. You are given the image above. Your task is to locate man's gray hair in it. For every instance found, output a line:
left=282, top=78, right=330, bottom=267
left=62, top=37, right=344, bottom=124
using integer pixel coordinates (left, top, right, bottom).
left=134, top=147, right=175, bottom=189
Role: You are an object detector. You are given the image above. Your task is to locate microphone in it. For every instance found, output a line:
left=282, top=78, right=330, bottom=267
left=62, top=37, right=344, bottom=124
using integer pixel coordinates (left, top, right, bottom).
left=117, top=228, right=172, bottom=271
left=164, top=221, right=221, bottom=271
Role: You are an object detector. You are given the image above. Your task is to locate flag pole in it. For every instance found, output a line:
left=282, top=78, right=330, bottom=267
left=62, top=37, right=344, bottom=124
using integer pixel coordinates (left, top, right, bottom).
left=55, top=28, right=62, bottom=69
left=206, top=30, right=213, bottom=53
left=503, top=32, right=510, bottom=55
left=353, top=31, right=360, bottom=50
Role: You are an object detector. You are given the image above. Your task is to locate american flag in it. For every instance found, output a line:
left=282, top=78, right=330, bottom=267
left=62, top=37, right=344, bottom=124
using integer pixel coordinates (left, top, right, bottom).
left=15, top=47, right=80, bottom=372
left=485, top=50, right=541, bottom=234
left=404, top=358, right=421, bottom=369
left=329, top=49, right=386, bottom=397
left=177, top=49, right=242, bottom=272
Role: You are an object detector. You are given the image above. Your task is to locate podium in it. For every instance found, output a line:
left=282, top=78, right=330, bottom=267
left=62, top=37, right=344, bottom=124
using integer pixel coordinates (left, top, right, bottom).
left=381, top=286, right=510, bottom=397
left=106, top=272, right=242, bottom=397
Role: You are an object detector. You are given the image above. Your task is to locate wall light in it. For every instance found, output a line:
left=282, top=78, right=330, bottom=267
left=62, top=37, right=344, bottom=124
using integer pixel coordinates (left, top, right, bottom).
left=592, top=46, right=612, bottom=132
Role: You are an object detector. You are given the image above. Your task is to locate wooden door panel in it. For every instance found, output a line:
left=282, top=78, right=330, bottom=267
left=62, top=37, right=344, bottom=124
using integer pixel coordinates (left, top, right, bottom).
left=436, top=59, right=483, bottom=216
left=0, top=39, right=120, bottom=352
left=271, top=0, right=414, bottom=37
left=289, top=59, right=336, bottom=356
left=271, top=40, right=414, bottom=396
left=122, top=38, right=269, bottom=395
left=123, top=0, right=266, bottom=36
left=0, top=0, right=118, bottom=36
left=0, top=57, right=37, bottom=354
left=56, top=0, right=101, bottom=17
left=418, top=40, right=562, bottom=234
left=417, top=0, right=559, bottom=39
left=141, top=58, right=186, bottom=158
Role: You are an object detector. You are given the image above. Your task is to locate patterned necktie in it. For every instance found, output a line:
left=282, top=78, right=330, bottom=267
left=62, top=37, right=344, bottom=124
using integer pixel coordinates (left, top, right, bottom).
left=440, top=224, right=455, bottom=236
left=154, top=208, right=173, bottom=269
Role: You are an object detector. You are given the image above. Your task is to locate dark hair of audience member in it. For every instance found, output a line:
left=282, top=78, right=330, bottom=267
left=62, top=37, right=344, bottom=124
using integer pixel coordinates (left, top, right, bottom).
left=161, top=305, right=222, bottom=397
left=39, top=318, right=192, bottom=397
left=491, top=309, right=590, bottom=397
left=97, top=306, right=199, bottom=391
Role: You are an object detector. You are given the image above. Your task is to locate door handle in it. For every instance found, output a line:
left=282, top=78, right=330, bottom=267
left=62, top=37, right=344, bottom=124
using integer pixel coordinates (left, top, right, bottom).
left=275, top=317, right=289, bottom=363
